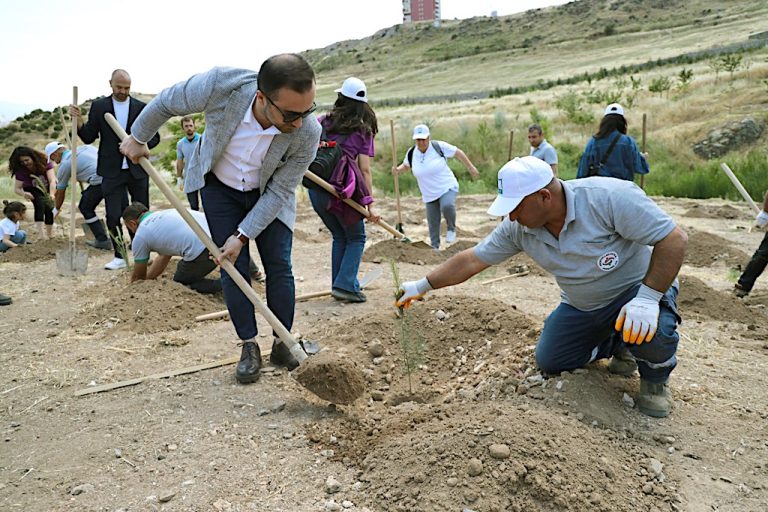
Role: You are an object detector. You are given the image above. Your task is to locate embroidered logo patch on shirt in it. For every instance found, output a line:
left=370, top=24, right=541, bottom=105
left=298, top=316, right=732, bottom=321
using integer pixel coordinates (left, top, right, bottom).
left=597, top=251, right=619, bottom=271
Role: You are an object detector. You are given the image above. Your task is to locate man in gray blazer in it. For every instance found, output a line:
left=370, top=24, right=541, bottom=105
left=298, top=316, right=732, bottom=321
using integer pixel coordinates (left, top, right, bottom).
left=122, top=54, right=321, bottom=384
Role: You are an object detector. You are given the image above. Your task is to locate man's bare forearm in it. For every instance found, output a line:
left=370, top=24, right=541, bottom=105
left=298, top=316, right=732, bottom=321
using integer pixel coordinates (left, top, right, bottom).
left=426, top=248, right=490, bottom=289
left=643, top=226, right=687, bottom=293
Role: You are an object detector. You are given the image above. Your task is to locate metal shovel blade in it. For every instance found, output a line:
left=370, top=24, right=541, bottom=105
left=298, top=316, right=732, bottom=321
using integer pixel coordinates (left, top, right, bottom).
left=56, top=247, right=88, bottom=275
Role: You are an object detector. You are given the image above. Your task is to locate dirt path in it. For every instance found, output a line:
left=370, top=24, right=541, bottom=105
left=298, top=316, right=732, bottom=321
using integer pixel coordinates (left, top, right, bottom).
left=1, top=195, right=766, bottom=511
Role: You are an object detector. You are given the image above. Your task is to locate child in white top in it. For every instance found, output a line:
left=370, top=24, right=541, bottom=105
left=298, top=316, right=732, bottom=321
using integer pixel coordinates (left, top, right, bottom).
left=0, top=201, right=28, bottom=252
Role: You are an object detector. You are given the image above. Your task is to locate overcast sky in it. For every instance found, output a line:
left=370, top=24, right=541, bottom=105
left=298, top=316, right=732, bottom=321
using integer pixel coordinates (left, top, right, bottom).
left=0, top=0, right=570, bottom=117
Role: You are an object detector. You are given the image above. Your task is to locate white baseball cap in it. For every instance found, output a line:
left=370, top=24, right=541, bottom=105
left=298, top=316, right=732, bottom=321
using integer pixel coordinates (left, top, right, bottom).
left=604, top=103, right=625, bottom=117
left=487, top=157, right=554, bottom=217
left=412, top=124, right=430, bottom=140
left=44, top=141, right=66, bottom=162
left=335, top=77, right=368, bottom=103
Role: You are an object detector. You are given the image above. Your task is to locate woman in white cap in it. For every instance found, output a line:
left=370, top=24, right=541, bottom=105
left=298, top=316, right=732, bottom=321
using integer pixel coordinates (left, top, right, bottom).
left=576, top=103, right=649, bottom=181
left=393, top=125, right=479, bottom=249
left=308, top=77, right=379, bottom=303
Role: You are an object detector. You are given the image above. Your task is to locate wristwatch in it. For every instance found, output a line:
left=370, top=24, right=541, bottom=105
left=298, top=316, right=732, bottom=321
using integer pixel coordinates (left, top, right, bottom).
left=234, top=231, right=249, bottom=245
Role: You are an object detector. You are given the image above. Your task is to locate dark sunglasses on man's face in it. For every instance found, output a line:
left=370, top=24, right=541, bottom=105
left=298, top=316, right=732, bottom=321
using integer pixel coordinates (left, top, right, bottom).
left=261, top=91, right=316, bottom=123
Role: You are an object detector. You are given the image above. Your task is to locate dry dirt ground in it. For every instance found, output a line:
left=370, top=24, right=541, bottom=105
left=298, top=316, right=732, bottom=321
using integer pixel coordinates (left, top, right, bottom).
left=1, top=193, right=767, bottom=511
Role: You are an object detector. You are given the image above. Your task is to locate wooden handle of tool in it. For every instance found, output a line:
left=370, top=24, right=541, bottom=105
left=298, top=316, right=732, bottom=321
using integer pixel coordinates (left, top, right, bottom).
left=720, top=163, right=762, bottom=214
left=507, top=129, right=514, bottom=162
left=104, top=113, right=306, bottom=363
left=480, top=270, right=529, bottom=286
left=640, top=113, right=646, bottom=190
left=303, top=170, right=403, bottom=238
left=69, top=87, right=78, bottom=249
left=390, top=120, right=403, bottom=227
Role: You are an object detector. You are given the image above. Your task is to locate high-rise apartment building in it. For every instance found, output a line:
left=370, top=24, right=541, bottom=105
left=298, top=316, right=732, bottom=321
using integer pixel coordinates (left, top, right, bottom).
left=402, top=0, right=441, bottom=24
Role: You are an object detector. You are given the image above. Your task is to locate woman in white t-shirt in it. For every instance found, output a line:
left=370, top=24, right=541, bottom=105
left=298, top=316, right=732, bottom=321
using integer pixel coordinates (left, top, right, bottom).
left=0, top=201, right=28, bottom=252
left=393, top=124, right=479, bottom=249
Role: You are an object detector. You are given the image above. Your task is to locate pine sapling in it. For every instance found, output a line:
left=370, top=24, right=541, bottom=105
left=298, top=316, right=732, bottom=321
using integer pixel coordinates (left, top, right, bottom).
left=109, top=230, right=132, bottom=271
left=390, top=259, right=425, bottom=396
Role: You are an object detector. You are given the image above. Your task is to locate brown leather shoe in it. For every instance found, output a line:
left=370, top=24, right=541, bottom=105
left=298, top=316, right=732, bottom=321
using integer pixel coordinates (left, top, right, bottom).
left=235, top=342, right=262, bottom=384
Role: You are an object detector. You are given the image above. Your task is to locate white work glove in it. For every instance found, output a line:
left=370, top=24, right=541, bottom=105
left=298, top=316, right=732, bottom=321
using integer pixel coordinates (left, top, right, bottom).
left=615, top=284, right=663, bottom=344
left=52, top=207, right=59, bottom=217
left=755, top=210, right=768, bottom=228
left=176, top=177, right=184, bottom=191
left=395, top=277, right=433, bottom=308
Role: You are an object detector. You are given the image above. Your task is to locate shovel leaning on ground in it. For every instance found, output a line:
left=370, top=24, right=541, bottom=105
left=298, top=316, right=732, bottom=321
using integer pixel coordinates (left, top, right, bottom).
left=56, top=86, right=88, bottom=275
left=195, top=267, right=384, bottom=322
left=303, top=170, right=432, bottom=249
left=104, top=113, right=365, bottom=405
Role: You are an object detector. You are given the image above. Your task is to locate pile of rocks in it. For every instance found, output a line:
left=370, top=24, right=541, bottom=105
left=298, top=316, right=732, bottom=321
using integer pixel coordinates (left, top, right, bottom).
left=692, top=117, right=764, bottom=159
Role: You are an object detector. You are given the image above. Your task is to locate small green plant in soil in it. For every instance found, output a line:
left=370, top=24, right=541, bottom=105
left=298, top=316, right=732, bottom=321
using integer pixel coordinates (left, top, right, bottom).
left=390, top=259, right=425, bottom=395
left=109, top=230, right=132, bottom=271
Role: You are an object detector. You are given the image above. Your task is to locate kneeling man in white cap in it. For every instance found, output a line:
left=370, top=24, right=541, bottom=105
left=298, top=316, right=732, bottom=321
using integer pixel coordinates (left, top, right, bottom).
left=395, top=156, right=687, bottom=418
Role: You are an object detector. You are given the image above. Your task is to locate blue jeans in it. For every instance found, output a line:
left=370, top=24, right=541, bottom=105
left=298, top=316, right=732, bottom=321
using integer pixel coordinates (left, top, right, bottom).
left=0, top=231, right=27, bottom=252
left=308, top=189, right=366, bottom=293
left=535, top=283, right=681, bottom=383
left=201, top=174, right=294, bottom=341
left=425, top=188, right=457, bottom=249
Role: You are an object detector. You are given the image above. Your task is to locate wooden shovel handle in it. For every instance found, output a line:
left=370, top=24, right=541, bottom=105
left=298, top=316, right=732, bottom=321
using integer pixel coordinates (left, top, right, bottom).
left=304, top=170, right=403, bottom=239
left=104, top=113, right=306, bottom=363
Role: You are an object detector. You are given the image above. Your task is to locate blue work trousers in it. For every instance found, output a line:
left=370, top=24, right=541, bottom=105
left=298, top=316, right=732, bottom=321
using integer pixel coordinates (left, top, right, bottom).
left=535, top=283, right=681, bottom=383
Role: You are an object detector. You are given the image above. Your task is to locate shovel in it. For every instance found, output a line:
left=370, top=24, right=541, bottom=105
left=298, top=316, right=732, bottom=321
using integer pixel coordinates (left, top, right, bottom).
left=390, top=120, right=405, bottom=234
left=195, top=267, right=384, bottom=322
left=105, top=113, right=365, bottom=405
left=303, top=170, right=432, bottom=249
left=56, top=86, right=88, bottom=275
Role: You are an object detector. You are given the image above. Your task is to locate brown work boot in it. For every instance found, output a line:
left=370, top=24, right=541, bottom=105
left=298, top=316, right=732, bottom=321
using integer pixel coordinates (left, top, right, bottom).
left=637, top=379, right=672, bottom=418
left=608, top=345, right=638, bottom=377
left=235, top=342, right=262, bottom=384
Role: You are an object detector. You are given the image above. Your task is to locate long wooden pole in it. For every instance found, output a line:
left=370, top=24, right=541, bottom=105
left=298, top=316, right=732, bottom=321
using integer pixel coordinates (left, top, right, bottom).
left=104, top=113, right=308, bottom=365
left=507, top=129, right=514, bottom=161
left=640, top=113, right=646, bottom=190
left=69, top=87, right=78, bottom=262
left=720, top=163, right=761, bottom=214
left=390, top=120, right=404, bottom=233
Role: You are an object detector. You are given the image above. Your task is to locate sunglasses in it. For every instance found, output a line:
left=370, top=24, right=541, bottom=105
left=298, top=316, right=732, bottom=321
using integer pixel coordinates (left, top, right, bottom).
left=261, top=91, right=316, bottom=123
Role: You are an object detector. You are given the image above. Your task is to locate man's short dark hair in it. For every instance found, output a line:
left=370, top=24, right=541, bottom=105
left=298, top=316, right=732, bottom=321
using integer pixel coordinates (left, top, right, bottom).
left=257, top=53, right=315, bottom=97
left=528, top=123, right=543, bottom=135
left=122, top=202, right=148, bottom=222
left=180, top=116, right=194, bottom=125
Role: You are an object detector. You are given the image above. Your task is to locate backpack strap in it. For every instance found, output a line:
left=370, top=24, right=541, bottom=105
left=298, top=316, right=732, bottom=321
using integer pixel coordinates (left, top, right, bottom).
left=600, top=133, right=622, bottom=166
left=407, top=141, right=445, bottom=166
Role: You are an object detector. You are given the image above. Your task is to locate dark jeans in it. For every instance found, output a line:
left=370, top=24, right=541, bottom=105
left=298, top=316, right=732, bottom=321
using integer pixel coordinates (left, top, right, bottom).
left=187, top=191, right=200, bottom=211
left=174, top=249, right=221, bottom=294
left=737, top=231, right=768, bottom=293
left=201, top=174, right=294, bottom=341
left=79, top=185, right=108, bottom=241
left=535, top=283, right=681, bottom=383
left=102, top=173, right=148, bottom=258
left=308, top=188, right=366, bottom=293
left=24, top=187, right=53, bottom=225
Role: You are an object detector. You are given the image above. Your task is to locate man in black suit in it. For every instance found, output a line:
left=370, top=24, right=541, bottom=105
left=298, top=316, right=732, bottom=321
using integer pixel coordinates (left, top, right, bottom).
left=70, top=69, right=160, bottom=270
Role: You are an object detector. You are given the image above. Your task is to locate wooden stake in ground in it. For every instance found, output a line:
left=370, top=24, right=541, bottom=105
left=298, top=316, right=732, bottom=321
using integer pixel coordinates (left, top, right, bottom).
left=507, top=129, right=514, bottom=162
left=390, top=120, right=404, bottom=234
left=640, top=113, right=647, bottom=190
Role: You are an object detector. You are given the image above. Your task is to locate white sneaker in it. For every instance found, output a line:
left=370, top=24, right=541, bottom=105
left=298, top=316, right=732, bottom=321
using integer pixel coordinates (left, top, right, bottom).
left=446, top=230, right=457, bottom=243
left=104, top=257, right=127, bottom=270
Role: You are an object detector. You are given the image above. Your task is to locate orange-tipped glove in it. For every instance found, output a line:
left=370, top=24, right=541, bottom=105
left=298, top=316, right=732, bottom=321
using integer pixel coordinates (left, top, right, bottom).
left=395, top=277, right=433, bottom=308
left=615, top=284, right=663, bottom=344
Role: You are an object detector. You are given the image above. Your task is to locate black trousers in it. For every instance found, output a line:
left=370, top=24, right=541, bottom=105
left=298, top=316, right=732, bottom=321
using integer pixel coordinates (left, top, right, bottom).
left=23, top=187, right=53, bottom=225
left=173, top=249, right=221, bottom=294
left=738, top=231, right=768, bottom=293
left=102, top=172, right=149, bottom=258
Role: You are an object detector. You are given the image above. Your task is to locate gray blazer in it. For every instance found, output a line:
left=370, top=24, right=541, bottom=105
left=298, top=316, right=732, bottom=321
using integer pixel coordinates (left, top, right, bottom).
left=131, top=67, right=321, bottom=239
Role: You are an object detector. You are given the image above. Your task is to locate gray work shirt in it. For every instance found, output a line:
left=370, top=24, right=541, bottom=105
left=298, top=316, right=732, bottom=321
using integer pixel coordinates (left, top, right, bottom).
left=131, top=210, right=209, bottom=263
left=530, top=139, right=558, bottom=166
left=474, top=177, right=676, bottom=311
left=55, top=145, right=102, bottom=189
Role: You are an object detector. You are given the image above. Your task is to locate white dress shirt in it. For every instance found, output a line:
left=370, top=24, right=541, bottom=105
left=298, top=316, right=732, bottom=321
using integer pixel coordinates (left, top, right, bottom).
left=212, top=98, right=280, bottom=191
left=113, top=97, right=130, bottom=169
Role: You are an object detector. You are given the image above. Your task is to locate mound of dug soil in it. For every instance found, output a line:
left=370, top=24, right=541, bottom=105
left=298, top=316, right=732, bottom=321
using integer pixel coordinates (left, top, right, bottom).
left=306, top=295, right=682, bottom=511
left=684, top=228, right=748, bottom=267
left=678, top=274, right=767, bottom=327
left=0, top=238, right=96, bottom=263
left=74, top=278, right=220, bottom=334
left=682, top=203, right=748, bottom=220
left=363, top=239, right=476, bottom=265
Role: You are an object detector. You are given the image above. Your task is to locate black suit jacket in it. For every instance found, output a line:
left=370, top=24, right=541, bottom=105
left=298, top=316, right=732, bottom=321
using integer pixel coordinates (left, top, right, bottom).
left=77, top=95, right=160, bottom=182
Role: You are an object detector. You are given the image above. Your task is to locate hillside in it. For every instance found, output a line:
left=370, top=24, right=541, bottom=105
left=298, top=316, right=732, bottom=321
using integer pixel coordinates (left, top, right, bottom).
left=2, top=0, right=767, bottom=201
